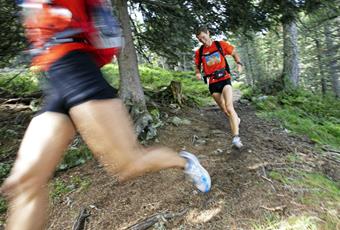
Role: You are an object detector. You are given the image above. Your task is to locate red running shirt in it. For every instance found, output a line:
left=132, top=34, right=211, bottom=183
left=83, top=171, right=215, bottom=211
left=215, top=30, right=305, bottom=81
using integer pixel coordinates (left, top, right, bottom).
left=24, top=0, right=117, bottom=71
left=194, top=40, right=234, bottom=84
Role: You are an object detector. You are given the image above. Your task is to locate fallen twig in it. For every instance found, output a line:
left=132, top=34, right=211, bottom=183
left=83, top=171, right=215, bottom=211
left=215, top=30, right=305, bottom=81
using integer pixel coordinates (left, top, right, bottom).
left=72, top=208, right=90, bottom=230
left=126, top=209, right=187, bottom=230
left=247, top=162, right=287, bottom=170
left=322, top=147, right=340, bottom=154
left=260, top=175, right=273, bottom=183
left=260, top=166, right=277, bottom=192
left=260, top=175, right=277, bottom=193
left=260, top=205, right=286, bottom=212
left=323, top=155, right=340, bottom=164
left=202, top=106, right=220, bottom=111
left=1, top=98, right=36, bottom=105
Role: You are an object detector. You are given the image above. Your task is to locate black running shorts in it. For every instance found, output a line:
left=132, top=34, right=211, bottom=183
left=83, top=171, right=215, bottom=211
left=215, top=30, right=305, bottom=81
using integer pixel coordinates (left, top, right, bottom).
left=208, top=78, right=232, bottom=94
left=40, top=50, right=117, bottom=115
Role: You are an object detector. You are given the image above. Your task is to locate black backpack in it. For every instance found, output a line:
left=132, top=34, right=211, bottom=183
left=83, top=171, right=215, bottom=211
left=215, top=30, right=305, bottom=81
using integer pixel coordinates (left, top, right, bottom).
left=197, top=40, right=231, bottom=74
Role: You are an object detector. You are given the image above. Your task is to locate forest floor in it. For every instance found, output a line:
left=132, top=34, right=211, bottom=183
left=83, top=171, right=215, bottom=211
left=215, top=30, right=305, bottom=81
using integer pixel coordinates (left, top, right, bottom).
left=0, top=90, right=339, bottom=229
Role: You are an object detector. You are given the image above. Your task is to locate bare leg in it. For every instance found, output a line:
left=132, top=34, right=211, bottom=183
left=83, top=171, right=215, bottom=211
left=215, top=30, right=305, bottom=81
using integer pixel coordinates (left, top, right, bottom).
left=212, top=92, right=234, bottom=131
left=69, top=99, right=186, bottom=181
left=221, top=85, right=240, bottom=136
left=212, top=88, right=240, bottom=136
left=1, top=113, right=76, bottom=230
left=212, top=92, right=228, bottom=116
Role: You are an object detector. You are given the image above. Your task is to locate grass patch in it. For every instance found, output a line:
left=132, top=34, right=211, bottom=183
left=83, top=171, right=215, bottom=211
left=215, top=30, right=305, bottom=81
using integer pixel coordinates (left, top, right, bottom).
left=245, top=88, right=340, bottom=149
left=50, top=176, right=92, bottom=200
left=0, top=196, right=7, bottom=214
left=267, top=168, right=340, bottom=229
left=296, top=173, right=340, bottom=205
left=0, top=163, right=12, bottom=183
left=253, top=214, right=325, bottom=230
left=1, top=65, right=211, bottom=106
left=102, top=64, right=212, bottom=106
left=58, top=143, right=93, bottom=171
left=139, top=65, right=211, bottom=106
left=269, top=170, right=340, bottom=204
left=0, top=71, right=40, bottom=95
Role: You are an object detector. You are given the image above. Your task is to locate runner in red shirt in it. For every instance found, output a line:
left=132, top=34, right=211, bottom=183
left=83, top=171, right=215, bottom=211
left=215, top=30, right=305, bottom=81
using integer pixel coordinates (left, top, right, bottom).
left=194, top=25, right=243, bottom=148
left=1, top=2, right=211, bottom=229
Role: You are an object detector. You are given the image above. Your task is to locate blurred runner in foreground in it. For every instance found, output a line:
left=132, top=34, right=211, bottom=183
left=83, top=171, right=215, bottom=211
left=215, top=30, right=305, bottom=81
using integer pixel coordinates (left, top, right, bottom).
left=1, top=1, right=211, bottom=229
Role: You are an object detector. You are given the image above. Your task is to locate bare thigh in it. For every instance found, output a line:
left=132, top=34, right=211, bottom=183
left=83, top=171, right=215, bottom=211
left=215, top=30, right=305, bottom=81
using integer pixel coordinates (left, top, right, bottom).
left=212, top=93, right=228, bottom=115
left=221, top=85, right=234, bottom=109
left=2, top=112, right=75, bottom=194
left=69, top=99, right=142, bottom=173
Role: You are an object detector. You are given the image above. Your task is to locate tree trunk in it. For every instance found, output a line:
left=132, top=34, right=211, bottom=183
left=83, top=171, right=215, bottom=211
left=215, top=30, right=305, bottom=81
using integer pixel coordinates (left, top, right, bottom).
left=114, top=0, right=154, bottom=138
left=324, top=23, right=340, bottom=98
left=282, top=19, right=300, bottom=88
left=239, top=34, right=266, bottom=89
left=239, top=35, right=255, bottom=86
left=315, top=39, right=327, bottom=95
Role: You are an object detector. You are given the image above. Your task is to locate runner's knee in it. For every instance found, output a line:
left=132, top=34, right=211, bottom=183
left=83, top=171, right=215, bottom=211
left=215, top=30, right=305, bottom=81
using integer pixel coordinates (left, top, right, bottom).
left=1, top=164, right=50, bottom=198
left=225, top=105, right=235, bottom=115
left=222, top=108, right=230, bottom=116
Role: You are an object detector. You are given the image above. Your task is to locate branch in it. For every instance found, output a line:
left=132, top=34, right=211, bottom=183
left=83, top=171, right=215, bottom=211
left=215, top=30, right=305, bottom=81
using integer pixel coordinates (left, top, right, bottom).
left=72, top=208, right=90, bottom=230
left=126, top=209, right=187, bottom=230
left=128, top=14, right=151, bottom=63
left=134, top=0, right=181, bottom=10
left=298, top=15, right=340, bottom=32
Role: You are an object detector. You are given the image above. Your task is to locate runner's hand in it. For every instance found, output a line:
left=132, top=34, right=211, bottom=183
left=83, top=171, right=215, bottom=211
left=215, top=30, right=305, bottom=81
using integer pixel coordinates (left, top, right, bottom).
left=195, top=72, right=202, bottom=80
left=237, top=63, right=243, bottom=73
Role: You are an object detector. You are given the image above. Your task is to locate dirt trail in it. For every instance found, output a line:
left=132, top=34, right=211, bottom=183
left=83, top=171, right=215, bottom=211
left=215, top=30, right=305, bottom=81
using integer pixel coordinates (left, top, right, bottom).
left=0, top=90, right=336, bottom=229
left=45, top=90, right=324, bottom=229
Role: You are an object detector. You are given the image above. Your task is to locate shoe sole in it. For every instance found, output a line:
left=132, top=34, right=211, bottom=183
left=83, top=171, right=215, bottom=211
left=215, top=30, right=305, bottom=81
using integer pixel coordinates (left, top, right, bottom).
left=232, top=144, right=243, bottom=149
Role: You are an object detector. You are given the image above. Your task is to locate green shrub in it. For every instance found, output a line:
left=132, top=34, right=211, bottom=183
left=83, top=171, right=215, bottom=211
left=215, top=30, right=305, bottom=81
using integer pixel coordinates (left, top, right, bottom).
left=0, top=196, right=7, bottom=214
left=102, top=64, right=211, bottom=106
left=0, top=71, right=39, bottom=95
left=58, top=144, right=93, bottom=171
left=50, top=176, right=92, bottom=200
left=0, top=163, right=11, bottom=182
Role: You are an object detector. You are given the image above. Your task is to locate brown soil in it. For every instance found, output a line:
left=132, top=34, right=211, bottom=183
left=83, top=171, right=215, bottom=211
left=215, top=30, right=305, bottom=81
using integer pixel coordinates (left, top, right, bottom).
left=0, top=91, right=338, bottom=229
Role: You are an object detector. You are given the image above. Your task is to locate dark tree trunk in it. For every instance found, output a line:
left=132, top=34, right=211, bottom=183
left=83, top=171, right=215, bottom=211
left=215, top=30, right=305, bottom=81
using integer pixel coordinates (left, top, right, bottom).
left=239, top=35, right=255, bottom=86
left=324, top=23, right=340, bottom=98
left=315, top=39, right=327, bottom=95
left=114, top=0, right=154, bottom=137
left=282, top=19, right=300, bottom=88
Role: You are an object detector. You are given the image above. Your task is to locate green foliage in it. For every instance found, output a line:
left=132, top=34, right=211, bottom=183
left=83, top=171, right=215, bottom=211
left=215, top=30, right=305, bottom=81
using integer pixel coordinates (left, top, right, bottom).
left=0, top=163, right=11, bottom=182
left=101, top=64, right=120, bottom=88
left=0, top=196, right=7, bottom=214
left=50, top=176, right=92, bottom=200
left=299, top=173, right=340, bottom=204
left=0, top=0, right=26, bottom=67
left=103, top=64, right=211, bottom=106
left=253, top=214, right=326, bottom=230
left=266, top=167, right=340, bottom=230
left=139, top=65, right=211, bottom=106
left=0, top=127, right=19, bottom=139
left=270, top=170, right=340, bottom=204
left=0, top=71, right=39, bottom=96
left=58, top=144, right=93, bottom=171
left=247, top=88, right=340, bottom=149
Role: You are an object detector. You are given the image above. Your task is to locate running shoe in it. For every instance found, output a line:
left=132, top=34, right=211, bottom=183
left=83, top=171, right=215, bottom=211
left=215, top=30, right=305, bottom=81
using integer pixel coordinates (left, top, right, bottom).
left=180, top=151, right=211, bottom=193
left=232, top=135, right=243, bottom=149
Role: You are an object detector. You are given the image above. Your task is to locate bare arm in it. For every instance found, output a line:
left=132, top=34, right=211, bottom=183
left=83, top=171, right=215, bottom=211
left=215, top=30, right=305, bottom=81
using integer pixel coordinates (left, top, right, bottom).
left=195, top=66, right=202, bottom=80
left=231, top=49, right=243, bottom=73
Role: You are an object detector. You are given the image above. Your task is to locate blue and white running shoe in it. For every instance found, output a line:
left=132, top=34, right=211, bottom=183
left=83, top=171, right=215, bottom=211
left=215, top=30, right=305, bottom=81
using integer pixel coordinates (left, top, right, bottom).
left=180, top=151, right=211, bottom=193
left=232, top=136, right=243, bottom=149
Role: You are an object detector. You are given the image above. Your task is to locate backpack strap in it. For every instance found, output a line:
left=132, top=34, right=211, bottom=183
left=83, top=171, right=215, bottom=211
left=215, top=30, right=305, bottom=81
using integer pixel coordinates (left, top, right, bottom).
left=197, top=45, right=208, bottom=83
left=214, top=41, right=231, bottom=74
left=197, top=44, right=204, bottom=72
